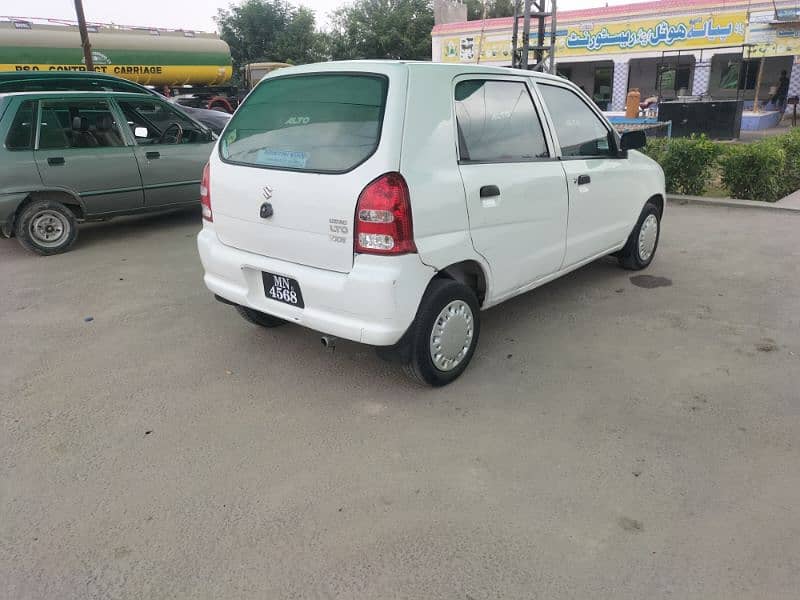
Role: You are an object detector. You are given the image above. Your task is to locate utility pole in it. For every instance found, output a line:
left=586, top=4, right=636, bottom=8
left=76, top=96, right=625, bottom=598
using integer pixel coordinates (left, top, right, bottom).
left=520, top=0, right=532, bottom=69
left=516, top=0, right=556, bottom=72
left=74, top=0, right=94, bottom=71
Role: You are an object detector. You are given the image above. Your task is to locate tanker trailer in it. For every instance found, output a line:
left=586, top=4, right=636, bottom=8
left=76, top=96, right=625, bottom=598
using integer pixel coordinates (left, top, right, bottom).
left=0, top=18, right=236, bottom=110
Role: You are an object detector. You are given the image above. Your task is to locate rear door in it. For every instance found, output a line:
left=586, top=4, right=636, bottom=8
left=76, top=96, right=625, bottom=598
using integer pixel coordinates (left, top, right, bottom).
left=454, top=76, right=569, bottom=299
left=115, top=97, right=214, bottom=208
left=34, top=97, right=143, bottom=214
left=210, top=71, right=400, bottom=274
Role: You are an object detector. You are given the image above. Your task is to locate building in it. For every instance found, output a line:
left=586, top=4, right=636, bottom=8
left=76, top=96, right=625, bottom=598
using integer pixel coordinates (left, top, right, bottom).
left=432, top=0, right=800, bottom=114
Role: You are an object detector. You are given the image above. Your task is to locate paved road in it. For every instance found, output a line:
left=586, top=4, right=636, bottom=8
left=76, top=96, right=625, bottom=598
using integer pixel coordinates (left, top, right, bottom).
left=2, top=204, right=799, bottom=600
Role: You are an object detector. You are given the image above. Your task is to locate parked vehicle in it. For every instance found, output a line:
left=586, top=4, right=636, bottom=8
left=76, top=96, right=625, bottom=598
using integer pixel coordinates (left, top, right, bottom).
left=0, top=71, right=231, bottom=134
left=198, top=61, right=665, bottom=386
left=0, top=17, right=237, bottom=111
left=0, top=90, right=214, bottom=254
left=241, top=62, right=292, bottom=93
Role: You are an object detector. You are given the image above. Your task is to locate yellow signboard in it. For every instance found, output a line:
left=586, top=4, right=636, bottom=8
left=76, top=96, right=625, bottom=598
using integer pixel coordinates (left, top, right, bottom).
left=441, top=37, right=512, bottom=63
left=747, top=11, right=800, bottom=57
left=440, top=11, right=749, bottom=62
left=556, top=12, right=747, bottom=57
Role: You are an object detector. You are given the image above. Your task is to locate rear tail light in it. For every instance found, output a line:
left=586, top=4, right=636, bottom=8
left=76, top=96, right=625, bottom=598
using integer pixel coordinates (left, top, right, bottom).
left=354, top=172, right=416, bottom=255
left=200, top=162, right=212, bottom=222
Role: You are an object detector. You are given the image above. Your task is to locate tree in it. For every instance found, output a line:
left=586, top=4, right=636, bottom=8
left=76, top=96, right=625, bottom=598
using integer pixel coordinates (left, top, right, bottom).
left=215, top=0, right=319, bottom=74
left=327, top=0, right=434, bottom=61
left=465, top=0, right=516, bottom=20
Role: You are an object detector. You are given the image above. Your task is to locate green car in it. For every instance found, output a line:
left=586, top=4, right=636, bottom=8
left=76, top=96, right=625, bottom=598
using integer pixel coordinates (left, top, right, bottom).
left=0, top=90, right=215, bottom=254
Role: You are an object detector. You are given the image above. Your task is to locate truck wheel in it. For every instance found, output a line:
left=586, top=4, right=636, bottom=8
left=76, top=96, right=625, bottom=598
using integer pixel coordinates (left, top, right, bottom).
left=15, top=199, right=78, bottom=255
left=402, top=279, right=480, bottom=387
left=618, top=201, right=661, bottom=270
left=235, top=305, right=286, bottom=328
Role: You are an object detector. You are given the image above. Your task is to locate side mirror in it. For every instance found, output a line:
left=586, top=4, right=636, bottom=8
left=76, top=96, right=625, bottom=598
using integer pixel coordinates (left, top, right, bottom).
left=620, top=129, right=647, bottom=151
left=134, top=126, right=148, bottom=138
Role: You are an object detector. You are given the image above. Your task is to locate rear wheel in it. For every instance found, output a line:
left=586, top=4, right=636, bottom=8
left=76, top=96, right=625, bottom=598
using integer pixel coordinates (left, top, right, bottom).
left=402, top=279, right=480, bottom=387
left=618, top=201, right=661, bottom=270
left=235, top=305, right=286, bottom=328
left=15, top=199, right=78, bottom=255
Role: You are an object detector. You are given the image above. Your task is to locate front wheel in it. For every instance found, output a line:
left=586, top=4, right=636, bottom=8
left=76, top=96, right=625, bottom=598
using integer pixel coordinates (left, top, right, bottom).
left=618, top=201, right=661, bottom=270
left=402, top=279, right=481, bottom=387
left=15, top=199, right=78, bottom=255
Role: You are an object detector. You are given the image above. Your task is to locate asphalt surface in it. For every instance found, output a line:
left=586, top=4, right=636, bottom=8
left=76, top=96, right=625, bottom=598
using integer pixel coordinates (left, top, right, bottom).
left=2, top=204, right=799, bottom=599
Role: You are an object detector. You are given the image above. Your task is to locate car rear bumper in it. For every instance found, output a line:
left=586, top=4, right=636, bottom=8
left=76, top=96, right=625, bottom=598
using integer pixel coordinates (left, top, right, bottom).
left=197, top=227, right=435, bottom=346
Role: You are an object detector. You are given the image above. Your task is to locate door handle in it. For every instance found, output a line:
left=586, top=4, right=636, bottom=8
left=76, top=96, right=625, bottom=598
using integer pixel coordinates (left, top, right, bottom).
left=47, top=157, right=65, bottom=166
left=576, top=174, right=591, bottom=185
left=480, top=184, right=500, bottom=198
left=145, top=151, right=160, bottom=160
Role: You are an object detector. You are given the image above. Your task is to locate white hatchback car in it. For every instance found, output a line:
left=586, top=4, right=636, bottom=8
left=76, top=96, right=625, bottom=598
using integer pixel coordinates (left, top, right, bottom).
left=198, top=61, right=665, bottom=386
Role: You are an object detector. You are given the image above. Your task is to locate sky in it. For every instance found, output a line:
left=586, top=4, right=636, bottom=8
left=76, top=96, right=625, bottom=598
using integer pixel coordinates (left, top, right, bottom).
left=18, top=0, right=643, bottom=33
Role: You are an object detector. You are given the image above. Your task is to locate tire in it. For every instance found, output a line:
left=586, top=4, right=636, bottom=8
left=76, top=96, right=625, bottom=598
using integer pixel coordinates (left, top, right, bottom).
left=618, top=201, right=661, bottom=270
left=401, top=279, right=481, bottom=387
left=15, top=199, right=78, bottom=255
left=235, top=305, right=286, bottom=328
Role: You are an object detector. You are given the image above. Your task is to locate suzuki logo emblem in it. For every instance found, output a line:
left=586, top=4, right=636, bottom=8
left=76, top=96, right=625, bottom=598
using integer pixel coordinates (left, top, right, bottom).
left=262, top=185, right=273, bottom=200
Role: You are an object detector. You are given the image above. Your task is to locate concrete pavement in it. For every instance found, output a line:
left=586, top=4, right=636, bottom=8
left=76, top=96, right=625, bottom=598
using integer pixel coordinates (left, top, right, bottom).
left=1, top=204, right=799, bottom=599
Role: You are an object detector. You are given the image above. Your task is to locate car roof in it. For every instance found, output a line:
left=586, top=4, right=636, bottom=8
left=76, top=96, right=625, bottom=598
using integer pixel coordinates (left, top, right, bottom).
left=266, top=59, right=564, bottom=83
left=0, top=90, right=158, bottom=98
left=0, top=71, right=131, bottom=81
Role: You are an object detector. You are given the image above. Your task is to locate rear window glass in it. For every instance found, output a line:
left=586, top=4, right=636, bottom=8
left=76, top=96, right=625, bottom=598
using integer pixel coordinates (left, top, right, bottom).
left=220, top=74, right=387, bottom=173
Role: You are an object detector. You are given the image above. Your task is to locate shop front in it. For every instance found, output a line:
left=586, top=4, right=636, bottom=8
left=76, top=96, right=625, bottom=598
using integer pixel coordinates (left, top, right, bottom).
left=432, top=0, right=800, bottom=126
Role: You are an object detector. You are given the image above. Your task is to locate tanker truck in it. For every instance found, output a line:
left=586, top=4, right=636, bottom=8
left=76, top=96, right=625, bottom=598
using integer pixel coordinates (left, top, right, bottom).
left=0, top=17, right=243, bottom=111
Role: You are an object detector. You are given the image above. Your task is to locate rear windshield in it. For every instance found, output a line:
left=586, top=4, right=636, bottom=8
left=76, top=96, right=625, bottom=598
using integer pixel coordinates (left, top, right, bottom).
left=219, top=74, right=387, bottom=173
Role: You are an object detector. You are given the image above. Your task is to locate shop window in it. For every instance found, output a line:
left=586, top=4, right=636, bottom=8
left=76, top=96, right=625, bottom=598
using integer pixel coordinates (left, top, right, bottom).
left=593, top=66, right=612, bottom=109
left=657, top=64, right=692, bottom=94
left=719, top=59, right=759, bottom=91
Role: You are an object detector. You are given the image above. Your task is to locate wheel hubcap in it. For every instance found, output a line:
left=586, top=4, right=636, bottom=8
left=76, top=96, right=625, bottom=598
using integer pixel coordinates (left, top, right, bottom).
left=30, top=210, right=69, bottom=247
left=429, top=300, right=474, bottom=372
left=638, top=214, right=658, bottom=262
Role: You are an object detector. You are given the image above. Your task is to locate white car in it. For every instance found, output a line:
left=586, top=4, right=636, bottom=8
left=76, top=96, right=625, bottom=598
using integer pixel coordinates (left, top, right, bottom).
left=197, top=61, right=665, bottom=386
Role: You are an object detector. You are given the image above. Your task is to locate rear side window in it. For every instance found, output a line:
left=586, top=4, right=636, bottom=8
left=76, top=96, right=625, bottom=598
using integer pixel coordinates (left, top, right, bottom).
left=38, top=100, right=126, bottom=149
left=455, top=79, right=549, bottom=162
left=220, top=74, right=388, bottom=173
left=5, top=101, right=36, bottom=150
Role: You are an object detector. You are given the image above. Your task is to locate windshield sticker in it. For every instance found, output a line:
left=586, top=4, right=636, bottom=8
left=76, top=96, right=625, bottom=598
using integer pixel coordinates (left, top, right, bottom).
left=284, top=116, right=310, bottom=126
left=255, top=149, right=308, bottom=169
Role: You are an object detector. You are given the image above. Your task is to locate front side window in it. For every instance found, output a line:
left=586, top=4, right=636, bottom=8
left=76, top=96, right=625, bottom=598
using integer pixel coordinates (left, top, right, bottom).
left=220, top=74, right=387, bottom=173
left=38, top=99, right=125, bottom=150
left=455, top=79, right=549, bottom=162
left=118, top=98, right=209, bottom=145
left=5, top=100, right=36, bottom=150
left=538, top=84, right=614, bottom=158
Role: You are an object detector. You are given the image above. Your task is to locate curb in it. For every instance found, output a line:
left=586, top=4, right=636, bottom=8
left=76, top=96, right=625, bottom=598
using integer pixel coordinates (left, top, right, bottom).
left=667, top=194, right=800, bottom=213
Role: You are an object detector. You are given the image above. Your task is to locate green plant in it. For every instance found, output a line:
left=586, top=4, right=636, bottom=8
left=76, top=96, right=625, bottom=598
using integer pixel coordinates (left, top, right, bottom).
left=662, top=135, right=720, bottom=195
left=641, top=137, right=669, bottom=166
left=719, top=140, right=786, bottom=202
left=642, top=135, right=719, bottom=195
left=775, top=127, right=800, bottom=197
